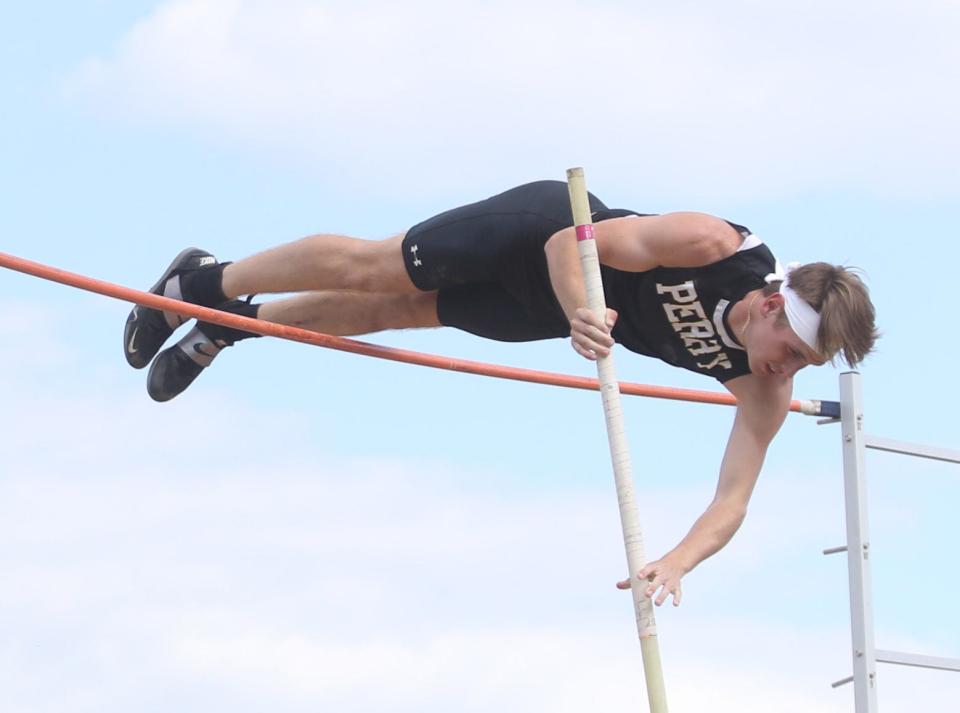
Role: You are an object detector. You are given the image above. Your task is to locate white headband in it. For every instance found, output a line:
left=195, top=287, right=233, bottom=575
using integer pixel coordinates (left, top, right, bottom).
left=765, top=261, right=821, bottom=352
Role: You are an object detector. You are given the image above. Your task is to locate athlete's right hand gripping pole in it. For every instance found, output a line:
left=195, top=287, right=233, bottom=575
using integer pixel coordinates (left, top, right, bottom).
left=566, top=167, right=668, bottom=713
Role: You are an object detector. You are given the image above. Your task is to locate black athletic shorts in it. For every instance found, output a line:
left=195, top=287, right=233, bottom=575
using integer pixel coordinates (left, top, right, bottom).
left=401, top=180, right=639, bottom=342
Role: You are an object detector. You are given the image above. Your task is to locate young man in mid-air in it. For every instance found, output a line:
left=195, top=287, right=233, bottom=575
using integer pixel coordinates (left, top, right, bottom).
left=123, top=180, right=878, bottom=607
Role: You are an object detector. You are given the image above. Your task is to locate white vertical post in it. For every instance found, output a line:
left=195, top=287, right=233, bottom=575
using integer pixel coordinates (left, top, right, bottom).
left=566, top=168, right=668, bottom=713
left=839, top=371, right=879, bottom=713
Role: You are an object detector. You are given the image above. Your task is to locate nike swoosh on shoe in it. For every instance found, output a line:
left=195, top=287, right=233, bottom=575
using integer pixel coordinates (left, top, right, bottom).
left=192, top=343, right=216, bottom=359
left=122, top=247, right=216, bottom=369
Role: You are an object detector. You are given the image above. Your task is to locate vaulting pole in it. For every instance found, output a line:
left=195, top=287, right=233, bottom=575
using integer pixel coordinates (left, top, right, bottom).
left=566, top=167, right=668, bottom=712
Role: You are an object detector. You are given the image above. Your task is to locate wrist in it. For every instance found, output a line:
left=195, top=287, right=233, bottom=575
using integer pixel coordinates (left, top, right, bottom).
left=668, top=546, right=697, bottom=574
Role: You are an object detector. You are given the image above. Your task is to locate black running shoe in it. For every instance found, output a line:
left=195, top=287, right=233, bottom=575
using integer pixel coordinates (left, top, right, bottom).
left=145, top=301, right=252, bottom=402
left=124, top=248, right=218, bottom=369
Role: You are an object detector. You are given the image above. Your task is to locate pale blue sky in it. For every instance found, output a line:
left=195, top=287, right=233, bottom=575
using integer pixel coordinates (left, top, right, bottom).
left=2, top=2, right=959, bottom=711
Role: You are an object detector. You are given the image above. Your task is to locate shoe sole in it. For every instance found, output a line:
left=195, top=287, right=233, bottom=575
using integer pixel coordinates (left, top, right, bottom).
left=123, top=247, right=211, bottom=369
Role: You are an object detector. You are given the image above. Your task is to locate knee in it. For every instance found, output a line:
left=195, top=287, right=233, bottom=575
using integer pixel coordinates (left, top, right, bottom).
left=354, top=235, right=407, bottom=292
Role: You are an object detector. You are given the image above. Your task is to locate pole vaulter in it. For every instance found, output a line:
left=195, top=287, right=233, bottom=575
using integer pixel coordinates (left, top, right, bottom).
left=1, top=166, right=886, bottom=712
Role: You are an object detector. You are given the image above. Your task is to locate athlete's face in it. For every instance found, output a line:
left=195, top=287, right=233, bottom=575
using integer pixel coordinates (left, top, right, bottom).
left=744, top=294, right=825, bottom=380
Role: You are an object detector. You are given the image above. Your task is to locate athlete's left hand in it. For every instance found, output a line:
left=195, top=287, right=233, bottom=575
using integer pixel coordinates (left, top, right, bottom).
left=616, top=554, right=686, bottom=607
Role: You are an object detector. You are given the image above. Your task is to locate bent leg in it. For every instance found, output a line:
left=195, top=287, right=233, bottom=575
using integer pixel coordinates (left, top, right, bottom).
left=221, top=234, right=416, bottom=298
left=257, top=289, right=440, bottom=336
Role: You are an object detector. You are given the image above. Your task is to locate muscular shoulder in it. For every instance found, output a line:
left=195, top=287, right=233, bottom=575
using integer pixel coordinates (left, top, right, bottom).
left=595, top=212, right=744, bottom=272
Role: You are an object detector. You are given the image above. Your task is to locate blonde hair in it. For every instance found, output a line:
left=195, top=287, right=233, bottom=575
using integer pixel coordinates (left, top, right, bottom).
left=763, top=263, right=878, bottom=367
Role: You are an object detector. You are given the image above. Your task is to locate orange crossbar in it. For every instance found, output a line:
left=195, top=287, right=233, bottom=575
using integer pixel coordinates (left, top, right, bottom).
left=0, top=251, right=835, bottom=416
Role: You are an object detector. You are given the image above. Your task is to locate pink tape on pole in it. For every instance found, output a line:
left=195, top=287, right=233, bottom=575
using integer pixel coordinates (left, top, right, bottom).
left=575, top=224, right=595, bottom=242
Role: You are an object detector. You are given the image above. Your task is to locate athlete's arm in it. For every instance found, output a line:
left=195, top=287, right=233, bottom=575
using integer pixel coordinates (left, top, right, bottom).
left=544, top=222, right=615, bottom=359
left=544, top=213, right=742, bottom=360
left=618, top=372, right=792, bottom=606
left=594, top=212, right=743, bottom=271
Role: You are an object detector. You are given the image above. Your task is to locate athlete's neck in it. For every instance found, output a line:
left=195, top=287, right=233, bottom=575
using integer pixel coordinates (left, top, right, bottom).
left=729, top=290, right=762, bottom=347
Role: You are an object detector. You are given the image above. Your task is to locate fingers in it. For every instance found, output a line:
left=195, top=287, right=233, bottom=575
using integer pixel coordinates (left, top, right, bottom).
left=605, top=308, right=618, bottom=329
left=617, top=571, right=682, bottom=606
left=653, top=580, right=681, bottom=607
left=645, top=575, right=663, bottom=604
left=571, top=307, right=615, bottom=359
left=635, top=564, right=682, bottom=607
left=645, top=575, right=681, bottom=607
left=574, top=308, right=613, bottom=339
left=572, top=339, right=599, bottom=361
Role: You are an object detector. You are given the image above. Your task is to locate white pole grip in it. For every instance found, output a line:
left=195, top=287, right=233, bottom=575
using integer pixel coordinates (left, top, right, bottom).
left=566, top=167, right=668, bottom=713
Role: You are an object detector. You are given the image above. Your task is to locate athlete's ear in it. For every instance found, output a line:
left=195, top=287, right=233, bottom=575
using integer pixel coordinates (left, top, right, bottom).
left=762, top=292, right=785, bottom=316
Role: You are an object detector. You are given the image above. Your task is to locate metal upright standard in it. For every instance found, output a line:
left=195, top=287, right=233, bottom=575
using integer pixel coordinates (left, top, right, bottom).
left=566, top=167, right=668, bottom=713
left=825, top=371, right=960, bottom=712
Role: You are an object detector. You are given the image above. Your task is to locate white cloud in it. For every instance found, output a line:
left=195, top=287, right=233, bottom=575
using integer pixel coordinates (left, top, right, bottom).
left=64, top=0, right=960, bottom=201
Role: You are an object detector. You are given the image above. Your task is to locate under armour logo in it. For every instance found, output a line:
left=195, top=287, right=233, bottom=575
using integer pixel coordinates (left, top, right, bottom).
left=410, top=244, right=422, bottom=267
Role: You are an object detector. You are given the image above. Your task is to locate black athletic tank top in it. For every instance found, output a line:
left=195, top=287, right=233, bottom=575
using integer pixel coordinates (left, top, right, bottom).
left=595, top=212, right=777, bottom=383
